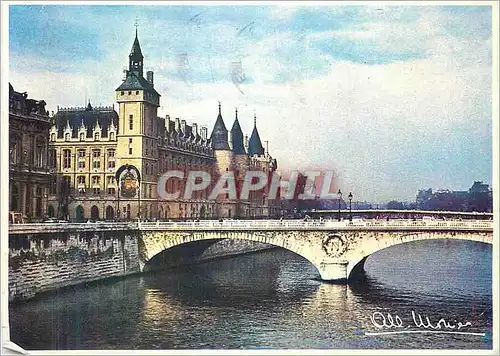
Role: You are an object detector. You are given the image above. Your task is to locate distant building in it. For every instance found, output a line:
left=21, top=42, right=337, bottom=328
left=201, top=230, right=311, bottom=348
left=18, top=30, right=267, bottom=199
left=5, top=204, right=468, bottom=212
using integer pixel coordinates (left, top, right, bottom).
left=415, top=182, right=492, bottom=212
left=9, top=84, right=51, bottom=220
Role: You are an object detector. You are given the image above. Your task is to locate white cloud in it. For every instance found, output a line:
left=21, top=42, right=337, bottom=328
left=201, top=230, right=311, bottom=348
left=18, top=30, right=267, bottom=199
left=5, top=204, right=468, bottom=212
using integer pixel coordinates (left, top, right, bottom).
left=9, top=6, right=492, bottom=203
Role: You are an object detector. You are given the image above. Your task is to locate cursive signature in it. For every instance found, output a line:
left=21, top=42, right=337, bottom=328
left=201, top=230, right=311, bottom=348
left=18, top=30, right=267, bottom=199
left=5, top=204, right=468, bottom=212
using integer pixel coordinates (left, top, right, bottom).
left=366, top=310, right=484, bottom=336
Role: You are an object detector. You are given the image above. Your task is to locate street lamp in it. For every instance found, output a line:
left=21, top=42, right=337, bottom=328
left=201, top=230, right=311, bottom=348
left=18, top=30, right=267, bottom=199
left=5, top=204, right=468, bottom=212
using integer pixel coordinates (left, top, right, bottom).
left=348, top=192, right=353, bottom=221
left=337, top=189, right=342, bottom=221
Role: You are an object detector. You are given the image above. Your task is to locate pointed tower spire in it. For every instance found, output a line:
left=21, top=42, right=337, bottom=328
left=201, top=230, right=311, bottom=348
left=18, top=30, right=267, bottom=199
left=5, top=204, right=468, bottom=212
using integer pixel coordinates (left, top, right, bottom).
left=210, top=102, right=230, bottom=150
left=231, top=107, right=245, bottom=154
left=248, top=112, right=264, bottom=156
left=129, top=23, right=144, bottom=78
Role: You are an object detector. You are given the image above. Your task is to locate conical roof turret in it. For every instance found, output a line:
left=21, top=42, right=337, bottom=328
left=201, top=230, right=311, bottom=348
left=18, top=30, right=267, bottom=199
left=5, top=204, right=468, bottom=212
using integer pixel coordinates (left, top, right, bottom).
left=248, top=113, right=264, bottom=156
left=231, top=108, right=246, bottom=154
left=210, top=102, right=230, bottom=150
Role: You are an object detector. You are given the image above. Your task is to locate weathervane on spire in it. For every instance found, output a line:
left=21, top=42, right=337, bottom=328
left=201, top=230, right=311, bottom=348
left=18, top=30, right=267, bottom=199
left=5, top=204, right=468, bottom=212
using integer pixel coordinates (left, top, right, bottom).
left=134, top=17, right=139, bottom=35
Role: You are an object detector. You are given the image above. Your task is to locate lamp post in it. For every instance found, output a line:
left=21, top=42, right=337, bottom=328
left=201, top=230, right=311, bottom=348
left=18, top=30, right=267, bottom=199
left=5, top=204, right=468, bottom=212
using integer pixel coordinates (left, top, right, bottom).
left=337, top=189, right=342, bottom=221
left=348, top=192, right=353, bottom=221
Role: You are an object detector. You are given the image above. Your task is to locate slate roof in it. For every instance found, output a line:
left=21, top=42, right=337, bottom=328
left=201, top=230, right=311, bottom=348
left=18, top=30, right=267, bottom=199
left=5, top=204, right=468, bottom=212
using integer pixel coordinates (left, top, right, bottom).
left=54, top=102, right=118, bottom=138
left=210, top=104, right=230, bottom=150
left=248, top=118, right=264, bottom=156
left=115, top=71, right=160, bottom=96
left=230, top=110, right=246, bottom=155
left=130, top=31, right=143, bottom=60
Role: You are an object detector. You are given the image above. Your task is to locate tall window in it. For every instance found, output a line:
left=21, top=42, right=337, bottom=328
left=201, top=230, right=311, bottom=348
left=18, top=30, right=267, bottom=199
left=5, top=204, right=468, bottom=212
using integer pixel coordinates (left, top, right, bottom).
left=63, top=149, right=71, bottom=169
left=92, top=176, right=100, bottom=185
left=50, top=176, right=57, bottom=194
left=93, top=160, right=101, bottom=169
left=108, top=161, right=115, bottom=169
left=78, top=149, right=86, bottom=157
left=108, top=149, right=115, bottom=157
left=77, top=176, right=86, bottom=185
left=49, top=149, right=56, bottom=168
left=78, top=161, right=86, bottom=169
left=92, top=150, right=101, bottom=158
left=129, top=138, right=133, bottom=155
left=107, top=176, right=115, bottom=185
left=129, top=114, right=133, bottom=130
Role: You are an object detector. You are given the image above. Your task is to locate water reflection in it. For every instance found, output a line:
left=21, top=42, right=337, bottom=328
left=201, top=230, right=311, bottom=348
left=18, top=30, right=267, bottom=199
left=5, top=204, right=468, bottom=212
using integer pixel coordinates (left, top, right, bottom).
left=9, top=240, right=492, bottom=350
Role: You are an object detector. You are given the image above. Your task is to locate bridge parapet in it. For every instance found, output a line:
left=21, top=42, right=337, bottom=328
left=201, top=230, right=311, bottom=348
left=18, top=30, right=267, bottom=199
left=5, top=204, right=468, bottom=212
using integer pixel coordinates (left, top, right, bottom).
left=9, top=219, right=493, bottom=235
left=136, top=219, right=493, bottom=232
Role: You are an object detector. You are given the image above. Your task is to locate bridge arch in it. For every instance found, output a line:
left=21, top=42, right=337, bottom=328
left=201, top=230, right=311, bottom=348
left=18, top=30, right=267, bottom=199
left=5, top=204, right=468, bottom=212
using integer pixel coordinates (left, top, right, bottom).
left=139, top=230, right=324, bottom=276
left=345, top=232, right=493, bottom=281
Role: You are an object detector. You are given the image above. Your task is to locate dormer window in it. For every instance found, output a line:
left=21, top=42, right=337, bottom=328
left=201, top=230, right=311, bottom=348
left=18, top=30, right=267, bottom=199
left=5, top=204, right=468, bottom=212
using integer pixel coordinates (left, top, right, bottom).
left=95, top=133, right=100, bottom=141
left=51, top=133, right=56, bottom=142
left=110, top=132, right=115, bottom=141
left=80, top=132, right=85, bottom=141
left=128, top=91, right=132, bottom=95
left=65, top=133, right=70, bottom=141
left=121, top=91, right=124, bottom=96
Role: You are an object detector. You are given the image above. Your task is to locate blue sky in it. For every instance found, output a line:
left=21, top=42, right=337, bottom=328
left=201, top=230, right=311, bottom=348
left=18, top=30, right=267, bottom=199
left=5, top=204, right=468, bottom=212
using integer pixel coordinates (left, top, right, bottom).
left=8, top=4, right=494, bottom=202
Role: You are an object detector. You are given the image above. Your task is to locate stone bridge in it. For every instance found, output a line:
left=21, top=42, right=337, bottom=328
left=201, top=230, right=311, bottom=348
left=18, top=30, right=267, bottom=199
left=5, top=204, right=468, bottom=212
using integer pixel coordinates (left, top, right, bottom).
left=136, top=219, right=493, bottom=282
left=9, top=219, right=493, bottom=283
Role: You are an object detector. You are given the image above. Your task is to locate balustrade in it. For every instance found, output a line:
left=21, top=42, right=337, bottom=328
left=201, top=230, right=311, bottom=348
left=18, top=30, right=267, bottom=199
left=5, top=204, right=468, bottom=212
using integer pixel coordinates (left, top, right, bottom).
left=9, top=218, right=494, bottom=234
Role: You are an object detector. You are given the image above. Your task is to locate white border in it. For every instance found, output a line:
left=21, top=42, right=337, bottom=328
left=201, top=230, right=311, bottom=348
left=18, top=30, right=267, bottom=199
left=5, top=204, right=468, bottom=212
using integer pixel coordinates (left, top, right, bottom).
left=1, top=1, right=499, bottom=355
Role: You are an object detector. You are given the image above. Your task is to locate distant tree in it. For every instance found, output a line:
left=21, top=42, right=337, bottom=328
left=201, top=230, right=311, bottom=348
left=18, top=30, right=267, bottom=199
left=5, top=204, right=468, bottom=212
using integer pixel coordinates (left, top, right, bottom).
left=387, top=200, right=404, bottom=210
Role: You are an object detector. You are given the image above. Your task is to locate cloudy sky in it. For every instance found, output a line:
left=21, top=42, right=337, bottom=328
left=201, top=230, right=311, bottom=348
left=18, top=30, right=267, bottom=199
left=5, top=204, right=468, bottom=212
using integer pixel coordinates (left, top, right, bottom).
left=8, top=4, right=494, bottom=202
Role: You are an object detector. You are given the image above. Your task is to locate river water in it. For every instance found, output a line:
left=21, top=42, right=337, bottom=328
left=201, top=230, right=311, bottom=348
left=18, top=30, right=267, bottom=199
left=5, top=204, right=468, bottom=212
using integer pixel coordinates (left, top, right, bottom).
left=9, top=239, right=492, bottom=350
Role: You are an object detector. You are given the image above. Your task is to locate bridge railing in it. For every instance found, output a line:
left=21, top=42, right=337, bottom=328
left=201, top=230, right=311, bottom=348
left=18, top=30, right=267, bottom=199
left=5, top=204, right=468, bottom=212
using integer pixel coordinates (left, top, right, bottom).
left=9, top=219, right=493, bottom=234
left=136, top=219, right=493, bottom=231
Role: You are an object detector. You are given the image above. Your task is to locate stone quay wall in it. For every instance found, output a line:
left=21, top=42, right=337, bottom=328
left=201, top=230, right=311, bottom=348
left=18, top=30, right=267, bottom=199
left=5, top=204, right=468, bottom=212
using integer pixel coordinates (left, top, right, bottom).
left=8, top=230, right=141, bottom=302
left=8, top=228, right=274, bottom=302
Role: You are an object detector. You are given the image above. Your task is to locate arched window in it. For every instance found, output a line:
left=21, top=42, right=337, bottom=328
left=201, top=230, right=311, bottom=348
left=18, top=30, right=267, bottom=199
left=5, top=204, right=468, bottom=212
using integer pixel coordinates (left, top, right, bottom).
left=75, top=205, right=85, bottom=221
left=48, top=205, right=55, bottom=218
left=105, top=206, right=114, bottom=220
left=90, top=205, right=99, bottom=220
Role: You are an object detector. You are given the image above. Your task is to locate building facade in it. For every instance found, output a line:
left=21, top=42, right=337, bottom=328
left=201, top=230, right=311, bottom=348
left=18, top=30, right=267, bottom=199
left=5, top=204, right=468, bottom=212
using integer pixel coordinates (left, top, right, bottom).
left=47, top=30, right=278, bottom=220
left=9, top=84, right=51, bottom=221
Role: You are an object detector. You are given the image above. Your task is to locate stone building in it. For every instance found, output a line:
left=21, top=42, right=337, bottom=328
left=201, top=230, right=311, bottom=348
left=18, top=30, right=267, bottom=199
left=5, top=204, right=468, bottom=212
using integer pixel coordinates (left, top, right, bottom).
left=47, top=30, right=278, bottom=220
left=9, top=84, right=51, bottom=221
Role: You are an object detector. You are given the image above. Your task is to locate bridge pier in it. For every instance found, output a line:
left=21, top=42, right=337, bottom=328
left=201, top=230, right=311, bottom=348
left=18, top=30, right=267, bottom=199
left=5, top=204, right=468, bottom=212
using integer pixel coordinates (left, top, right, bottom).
left=317, top=261, right=348, bottom=283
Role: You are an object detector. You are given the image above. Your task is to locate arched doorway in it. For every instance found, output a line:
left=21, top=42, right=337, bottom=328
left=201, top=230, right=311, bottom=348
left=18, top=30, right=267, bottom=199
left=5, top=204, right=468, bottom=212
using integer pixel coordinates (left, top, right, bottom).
left=105, top=206, right=114, bottom=220
left=90, top=205, right=99, bottom=220
left=10, top=184, right=19, bottom=211
left=48, top=205, right=55, bottom=218
left=76, top=205, right=84, bottom=221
